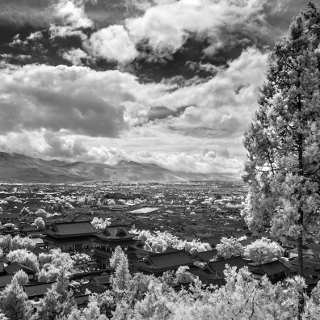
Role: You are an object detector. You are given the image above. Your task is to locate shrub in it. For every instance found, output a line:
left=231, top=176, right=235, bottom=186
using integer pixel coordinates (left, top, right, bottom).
left=216, top=237, right=244, bottom=259
left=244, top=238, right=284, bottom=264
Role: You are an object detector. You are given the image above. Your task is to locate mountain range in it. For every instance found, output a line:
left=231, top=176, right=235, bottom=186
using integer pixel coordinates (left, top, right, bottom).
left=0, top=152, right=236, bottom=183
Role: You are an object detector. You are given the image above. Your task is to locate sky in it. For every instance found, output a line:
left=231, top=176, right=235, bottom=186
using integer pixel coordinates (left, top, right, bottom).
left=0, top=0, right=308, bottom=178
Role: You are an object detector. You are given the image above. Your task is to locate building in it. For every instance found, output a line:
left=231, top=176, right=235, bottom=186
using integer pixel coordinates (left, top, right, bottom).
left=94, top=224, right=136, bottom=268
left=24, top=282, right=55, bottom=300
left=45, top=221, right=97, bottom=251
left=136, top=250, right=194, bottom=275
left=207, top=256, right=251, bottom=284
left=248, top=260, right=291, bottom=283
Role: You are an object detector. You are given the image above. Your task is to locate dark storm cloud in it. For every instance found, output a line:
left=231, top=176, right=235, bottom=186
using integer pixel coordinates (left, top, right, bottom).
left=0, top=0, right=308, bottom=82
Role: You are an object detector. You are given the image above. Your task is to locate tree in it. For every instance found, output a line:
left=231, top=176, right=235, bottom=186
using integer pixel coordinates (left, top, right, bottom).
left=109, top=246, right=127, bottom=270
left=33, top=217, right=45, bottom=230
left=110, top=249, right=131, bottom=295
left=244, top=238, right=284, bottom=264
left=216, top=237, right=244, bottom=259
left=32, top=270, right=75, bottom=320
left=12, top=270, right=29, bottom=286
left=0, top=277, right=30, bottom=320
left=242, top=2, right=320, bottom=278
left=7, top=249, right=39, bottom=273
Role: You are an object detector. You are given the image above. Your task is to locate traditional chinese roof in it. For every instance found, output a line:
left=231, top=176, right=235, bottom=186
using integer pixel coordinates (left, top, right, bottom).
left=188, top=266, right=224, bottom=286
left=208, top=256, right=250, bottom=278
left=46, top=221, right=96, bottom=239
left=5, top=262, right=35, bottom=275
left=93, top=275, right=110, bottom=285
left=137, top=250, right=194, bottom=274
left=193, top=250, right=218, bottom=262
left=96, top=224, right=135, bottom=243
left=249, top=260, right=290, bottom=276
left=0, top=275, right=13, bottom=288
left=285, top=256, right=320, bottom=274
left=24, top=282, right=55, bottom=298
left=75, top=294, right=89, bottom=307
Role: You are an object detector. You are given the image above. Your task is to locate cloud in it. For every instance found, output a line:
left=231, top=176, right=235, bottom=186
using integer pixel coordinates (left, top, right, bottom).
left=0, top=1, right=51, bottom=28
left=143, top=48, right=269, bottom=138
left=125, top=0, right=287, bottom=57
left=146, top=106, right=188, bottom=122
left=0, top=64, right=144, bottom=137
left=0, top=128, right=243, bottom=175
left=52, top=0, right=93, bottom=29
left=86, top=25, right=139, bottom=64
left=62, top=48, right=89, bottom=65
left=130, top=149, right=242, bottom=175
left=0, top=45, right=268, bottom=140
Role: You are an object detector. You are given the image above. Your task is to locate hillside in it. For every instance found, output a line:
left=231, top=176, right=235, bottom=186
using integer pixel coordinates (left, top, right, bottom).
left=0, top=152, right=234, bottom=183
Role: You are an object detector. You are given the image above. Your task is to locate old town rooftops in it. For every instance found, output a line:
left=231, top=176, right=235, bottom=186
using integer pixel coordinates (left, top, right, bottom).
left=47, top=221, right=96, bottom=238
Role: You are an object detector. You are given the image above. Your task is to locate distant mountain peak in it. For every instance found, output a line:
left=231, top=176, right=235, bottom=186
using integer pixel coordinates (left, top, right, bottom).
left=0, top=151, right=234, bottom=183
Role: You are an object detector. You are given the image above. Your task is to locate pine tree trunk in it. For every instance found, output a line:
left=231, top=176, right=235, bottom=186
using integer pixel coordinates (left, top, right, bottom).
left=297, top=232, right=304, bottom=276
left=297, top=234, right=304, bottom=320
left=297, top=133, right=304, bottom=320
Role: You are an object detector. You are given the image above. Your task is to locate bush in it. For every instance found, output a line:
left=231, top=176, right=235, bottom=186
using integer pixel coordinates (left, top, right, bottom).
left=7, top=249, right=39, bottom=273
left=216, top=237, right=244, bottom=259
left=244, top=238, right=283, bottom=264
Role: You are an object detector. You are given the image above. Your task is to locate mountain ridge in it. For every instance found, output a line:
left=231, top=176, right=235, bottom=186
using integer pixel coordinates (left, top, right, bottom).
left=0, top=152, right=237, bottom=183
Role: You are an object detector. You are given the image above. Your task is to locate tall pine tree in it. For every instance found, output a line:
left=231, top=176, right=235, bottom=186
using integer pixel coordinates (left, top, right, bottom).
left=242, top=2, right=320, bottom=278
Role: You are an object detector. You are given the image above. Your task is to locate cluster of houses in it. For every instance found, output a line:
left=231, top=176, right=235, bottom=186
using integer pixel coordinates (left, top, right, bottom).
left=0, top=219, right=320, bottom=306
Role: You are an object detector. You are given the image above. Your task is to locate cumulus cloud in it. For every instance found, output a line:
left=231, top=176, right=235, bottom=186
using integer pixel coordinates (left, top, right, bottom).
left=125, top=0, right=286, bottom=56
left=0, top=46, right=268, bottom=176
left=62, top=48, right=89, bottom=65
left=86, top=25, right=138, bottom=64
left=0, top=128, right=243, bottom=175
left=144, top=48, right=269, bottom=137
left=0, top=64, right=141, bottom=137
left=52, top=0, right=93, bottom=29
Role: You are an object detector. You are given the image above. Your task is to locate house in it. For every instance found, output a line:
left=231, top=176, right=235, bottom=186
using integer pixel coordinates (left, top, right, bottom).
left=5, top=262, right=36, bottom=280
left=23, top=282, right=55, bottom=300
left=207, top=256, right=251, bottom=284
left=0, top=275, right=13, bottom=289
left=96, top=224, right=136, bottom=247
left=136, top=250, right=194, bottom=275
left=94, top=224, right=136, bottom=268
left=284, top=256, right=320, bottom=290
left=193, top=249, right=217, bottom=263
left=45, top=221, right=97, bottom=251
left=75, top=294, right=90, bottom=307
left=248, top=260, right=291, bottom=283
left=189, top=265, right=225, bottom=286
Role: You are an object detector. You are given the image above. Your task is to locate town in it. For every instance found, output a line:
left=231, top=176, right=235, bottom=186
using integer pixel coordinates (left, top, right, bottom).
left=0, top=181, right=319, bottom=312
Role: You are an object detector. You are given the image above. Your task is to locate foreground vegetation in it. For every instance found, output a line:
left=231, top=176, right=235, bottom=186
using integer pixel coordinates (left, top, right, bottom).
left=0, top=246, right=320, bottom=320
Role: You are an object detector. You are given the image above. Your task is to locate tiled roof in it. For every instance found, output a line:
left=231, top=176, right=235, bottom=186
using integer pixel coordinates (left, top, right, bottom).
left=189, top=266, right=224, bottom=285
left=249, top=260, right=290, bottom=276
left=0, top=275, right=13, bottom=288
left=147, top=251, right=194, bottom=269
left=56, top=222, right=96, bottom=235
left=24, top=282, right=55, bottom=298
left=93, top=275, right=110, bottom=285
left=208, top=257, right=250, bottom=277
left=194, top=250, right=217, bottom=262
left=97, top=225, right=135, bottom=242
left=75, top=294, right=89, bottom=306
left=48, top=221, right=96, bottom=237
left=5, top=262, right=35, bottom=275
